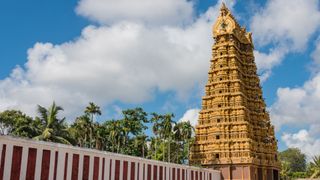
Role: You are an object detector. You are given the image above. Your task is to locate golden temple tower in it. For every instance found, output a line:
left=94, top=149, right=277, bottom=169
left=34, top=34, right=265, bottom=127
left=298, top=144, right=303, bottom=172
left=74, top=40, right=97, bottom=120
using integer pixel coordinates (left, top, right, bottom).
left=190, top=3, right=280, bottom=180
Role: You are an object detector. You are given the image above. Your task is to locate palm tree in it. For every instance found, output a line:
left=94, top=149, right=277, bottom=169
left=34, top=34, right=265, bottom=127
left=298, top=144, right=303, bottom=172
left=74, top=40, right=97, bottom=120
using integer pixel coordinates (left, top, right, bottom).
left=84, top=102, right=101, bottom=148
left=85, top=102, right=102, bottom=121
left=180, top=121, right=194, bottom=164
left=310, top=155, right=320, bottom=178
left=162, top=113, right=175, bottom=163
left=33, top=102, right=71, bottom=144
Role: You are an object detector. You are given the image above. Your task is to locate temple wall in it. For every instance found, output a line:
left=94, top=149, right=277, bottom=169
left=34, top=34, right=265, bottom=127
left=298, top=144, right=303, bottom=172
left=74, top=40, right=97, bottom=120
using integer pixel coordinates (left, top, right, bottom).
left=0, top=135, right=220, bottom=180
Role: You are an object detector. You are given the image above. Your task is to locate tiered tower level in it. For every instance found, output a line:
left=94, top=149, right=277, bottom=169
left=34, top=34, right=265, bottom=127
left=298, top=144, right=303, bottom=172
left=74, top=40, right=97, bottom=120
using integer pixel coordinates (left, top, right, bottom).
left=190, top=4, right=280, bottom=180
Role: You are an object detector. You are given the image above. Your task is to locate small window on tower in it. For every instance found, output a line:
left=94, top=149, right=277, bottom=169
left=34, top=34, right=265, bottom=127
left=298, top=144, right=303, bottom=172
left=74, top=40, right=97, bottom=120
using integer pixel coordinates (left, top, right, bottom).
left=217, top=119, right=220, bottom=123
left=219, top=90, right=222, bottom=93
left=215, top=154, right=220, bottom=159
left=216, top=135, right=220, bottom=139
left=218, top=104, right=222, bottom=108
left=220, top=65, right=223, bottom=68
left=220, top=78, right=223, bottom=81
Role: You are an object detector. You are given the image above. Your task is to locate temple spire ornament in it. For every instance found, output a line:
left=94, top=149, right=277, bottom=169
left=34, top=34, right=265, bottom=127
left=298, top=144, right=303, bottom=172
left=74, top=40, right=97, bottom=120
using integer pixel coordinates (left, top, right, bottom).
left=190, top=3, right=280, bottom=180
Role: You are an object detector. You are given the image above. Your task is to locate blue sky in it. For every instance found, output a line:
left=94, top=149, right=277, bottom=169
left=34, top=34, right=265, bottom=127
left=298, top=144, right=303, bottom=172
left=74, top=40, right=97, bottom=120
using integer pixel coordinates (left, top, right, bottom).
left=0, top=0, right=320, bottom=157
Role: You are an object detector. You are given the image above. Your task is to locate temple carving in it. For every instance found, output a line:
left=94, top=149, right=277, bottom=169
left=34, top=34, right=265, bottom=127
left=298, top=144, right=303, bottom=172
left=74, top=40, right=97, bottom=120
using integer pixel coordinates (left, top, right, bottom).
left=190, top=3, right=280, bottom=180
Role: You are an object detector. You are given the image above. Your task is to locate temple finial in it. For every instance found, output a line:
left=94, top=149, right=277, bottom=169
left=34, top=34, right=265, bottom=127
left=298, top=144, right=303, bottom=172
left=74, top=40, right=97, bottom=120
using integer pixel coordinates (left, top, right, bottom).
left=220, top=2, right=228, bottom=16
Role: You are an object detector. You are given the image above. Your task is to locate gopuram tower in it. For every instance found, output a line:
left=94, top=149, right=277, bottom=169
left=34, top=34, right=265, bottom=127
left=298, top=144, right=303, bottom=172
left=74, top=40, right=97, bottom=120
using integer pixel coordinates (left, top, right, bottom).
left=190, top=4, right=280, bottom=180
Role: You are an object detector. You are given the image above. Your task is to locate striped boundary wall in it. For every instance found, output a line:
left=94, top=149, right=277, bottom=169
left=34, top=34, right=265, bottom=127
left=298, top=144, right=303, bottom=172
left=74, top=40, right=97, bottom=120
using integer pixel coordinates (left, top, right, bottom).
left=0, top=135, right=221, bottom=180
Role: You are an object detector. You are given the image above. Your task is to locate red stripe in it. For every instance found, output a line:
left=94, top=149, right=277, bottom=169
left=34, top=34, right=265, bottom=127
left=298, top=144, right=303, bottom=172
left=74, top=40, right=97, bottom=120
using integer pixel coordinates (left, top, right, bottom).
left=137, top=163, right=140, bottom=180
left=153, top=165, right=158, bottom=180
left=93, top=157, right=99, bottom=180
left=115, top=160, right=120, bottom=180
left=102, top=158, right=105, bottom=180
left=177, top=168, right=180, bottom=180
left=41, top=150, right=51, bottom=180
left=123, top=161, right=128, bottom=180
left=82, top=155, right=90, bottom=180
left=191, top=171, right=194, bottom=180
left=71, top=154, right=79, bottom=180
left=182, top=169, right=185, bottom=180
left=130, top=162, right=135, bottom=180
left=26, top=148, right=37, bottom=180
left=195, top=171, right=198, bottom=180
left=159, top=166, right=163, bottom=180
left=173, top=168, right=176, bottom=180
left=109, top=160, right=112, bottom=180
left=10, top=146, right=23, bottom=180
left=64, top=153, right=69, bottom=180
left=0, top=144, right=6, bottom=180
left=53, top=151, right=58, bottom=180
left=209, top=173, right=212, bottom=180
left=147, top=164, right=151, bottom=180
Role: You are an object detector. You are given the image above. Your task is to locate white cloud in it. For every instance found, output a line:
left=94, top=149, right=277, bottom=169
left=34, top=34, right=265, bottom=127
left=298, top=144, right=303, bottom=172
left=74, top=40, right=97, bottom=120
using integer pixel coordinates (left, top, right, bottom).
left=270, top=72, right=320, bottom=129
left=0, top=1, right=236, bottom=119
left=178, top=108, right=200, bottom=127
left=76, top=0, right=194, bottom=26
left=251, top=0, right=320, bottom=81
left=251, top=0, right=320, bottom=50
left=254, top=48, right=287, bottom=82
left=282, top=129, right=320, bottom=158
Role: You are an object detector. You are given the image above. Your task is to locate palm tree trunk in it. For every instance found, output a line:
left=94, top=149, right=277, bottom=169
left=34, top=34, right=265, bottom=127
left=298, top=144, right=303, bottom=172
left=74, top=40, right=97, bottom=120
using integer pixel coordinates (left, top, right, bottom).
left=168, top=137, right=171, bottom=163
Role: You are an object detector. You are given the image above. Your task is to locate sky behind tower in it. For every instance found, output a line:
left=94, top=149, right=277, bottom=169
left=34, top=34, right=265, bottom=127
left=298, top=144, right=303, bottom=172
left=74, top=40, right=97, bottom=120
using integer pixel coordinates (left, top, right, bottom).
left=0, top=0, right=320, bottom=158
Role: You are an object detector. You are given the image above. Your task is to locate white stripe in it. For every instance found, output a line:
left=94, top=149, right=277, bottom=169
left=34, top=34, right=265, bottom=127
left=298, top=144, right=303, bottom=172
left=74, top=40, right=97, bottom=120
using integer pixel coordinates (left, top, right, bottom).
left=163, top=166, right=165, bottom=180
left=128, top=161, right=131, bottom=180
left=66, top=153, right=73, bottom=180
left=166, top=167, right=169, bottom=180
left=56, top=151, right=66, bottom=180
left=104, top=157, right=110, bottom=180
left=48, top=150, right=55, bottom=180
left=98, top=157, right=102, bottom=180
left=144, top=164, right=148, bottom=180
left=150, top=164, right=153, bottom=180
left=3, top=144, right=13, bottom=180
left=135, top=162, right=139, bottom=180
left=139, top=163, right=143, bottom=180
left=110, top=159, right=115, bottom=180
left=119, top=160, right=123, bottom=180
left=175, top=167, right=177, bottom=180
left=34, top=148, right=43, bottom=180
left=88, top=155, right=94, bottom=180
left=19, top=146, right=29, bottom=180
left=78, top=154, right=84, bottom=180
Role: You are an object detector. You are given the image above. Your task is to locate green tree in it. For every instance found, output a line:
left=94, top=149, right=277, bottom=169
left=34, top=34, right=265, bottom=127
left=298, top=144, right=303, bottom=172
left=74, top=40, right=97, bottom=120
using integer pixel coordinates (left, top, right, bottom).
left=279, top=148, right=306, bottom=172
left=33, top=102, right=72, bottom=144
left=309, top=155, right=320, bottom=178
left=84, top=102, right=101, bottom=148
left=0, top=110, right=39, bottom=137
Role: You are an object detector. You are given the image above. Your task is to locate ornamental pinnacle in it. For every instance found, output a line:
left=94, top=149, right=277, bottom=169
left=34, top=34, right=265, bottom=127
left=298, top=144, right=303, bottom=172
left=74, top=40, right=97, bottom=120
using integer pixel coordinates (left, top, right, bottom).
left=190, top=3, right=281, bottom=180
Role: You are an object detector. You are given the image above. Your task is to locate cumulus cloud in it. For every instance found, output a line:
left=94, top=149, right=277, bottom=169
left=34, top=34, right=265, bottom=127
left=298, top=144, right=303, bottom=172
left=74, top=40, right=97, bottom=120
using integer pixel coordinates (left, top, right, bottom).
left=270, top=72, right=320, bottom=130
left=178, top=108, right=200, bottom=127
left=251, top=0, right=320, bottom=81
left=76, top=0, right=194, bottom=26
left=282, top=129, right=320, bottom=158
left=0, top=0, right=236, bottom=119
left=251, top=0, right=320, bottom=50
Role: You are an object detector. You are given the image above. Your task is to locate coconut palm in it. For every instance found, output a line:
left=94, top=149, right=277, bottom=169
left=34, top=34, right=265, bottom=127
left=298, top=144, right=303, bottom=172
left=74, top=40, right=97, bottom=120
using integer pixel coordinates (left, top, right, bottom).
left=162, top=113, right=175, bottom=163
left=310, top=155, right=320, bottom=178
left=84, top=102, right=101, bottom=147
left=33, top=102, right=71, bottom=144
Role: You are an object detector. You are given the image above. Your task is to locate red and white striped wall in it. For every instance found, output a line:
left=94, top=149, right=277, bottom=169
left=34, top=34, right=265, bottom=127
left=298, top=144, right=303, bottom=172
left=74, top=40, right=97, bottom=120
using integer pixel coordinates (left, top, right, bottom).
left=0, top=136, right=220, bottom=180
